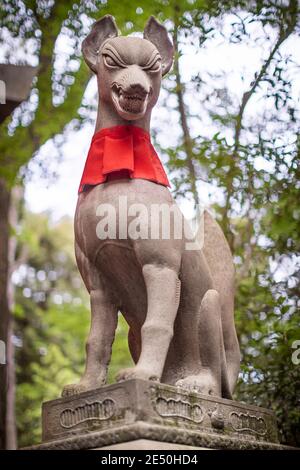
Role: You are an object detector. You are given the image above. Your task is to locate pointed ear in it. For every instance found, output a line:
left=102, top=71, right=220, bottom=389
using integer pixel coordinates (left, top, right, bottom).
left=82, top=15, right=118, bottom=73
left=144, top=16, right=174, bottom=76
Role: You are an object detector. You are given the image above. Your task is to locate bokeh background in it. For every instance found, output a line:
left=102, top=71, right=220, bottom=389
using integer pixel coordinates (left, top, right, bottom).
left=0, top=0, right=299, bottom=449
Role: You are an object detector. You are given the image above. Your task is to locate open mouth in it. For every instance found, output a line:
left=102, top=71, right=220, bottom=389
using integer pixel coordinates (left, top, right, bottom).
left=111, top=84, right=149, bottom=118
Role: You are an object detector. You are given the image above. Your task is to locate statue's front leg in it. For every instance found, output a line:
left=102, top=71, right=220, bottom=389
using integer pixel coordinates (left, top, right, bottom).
left=62, top=288, right=118, bottom=397
left=116, top=264, right=181, bottom=383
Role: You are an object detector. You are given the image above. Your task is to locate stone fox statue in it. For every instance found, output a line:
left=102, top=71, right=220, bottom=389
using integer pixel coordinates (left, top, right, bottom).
left=63, top=15, right=240, bottom=399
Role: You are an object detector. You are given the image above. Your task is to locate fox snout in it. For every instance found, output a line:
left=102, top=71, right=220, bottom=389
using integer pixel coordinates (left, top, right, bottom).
left=111, top=65, right=152, bottom=113
left=109, top=59, right=157, bottom=120
left=116, top=65, right=152, bottom=97
left=111, top=73, right=152, bottom=118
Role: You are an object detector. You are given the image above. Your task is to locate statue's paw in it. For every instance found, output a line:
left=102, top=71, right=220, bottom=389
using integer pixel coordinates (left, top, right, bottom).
left=62, top=377, right=105, bottom=397
left=62, top=383, right=90, bottom=397
left=116, top=367, right=159, bottom=383
left=176, top=371, right=220, bottom=397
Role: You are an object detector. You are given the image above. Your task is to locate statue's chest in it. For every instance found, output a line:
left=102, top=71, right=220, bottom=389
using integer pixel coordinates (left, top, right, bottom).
left=74, top=179, right=174, bottom=255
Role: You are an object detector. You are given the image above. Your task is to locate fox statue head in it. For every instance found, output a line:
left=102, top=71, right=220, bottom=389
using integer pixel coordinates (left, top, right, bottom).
left=82, top=15, right=174, bottom=129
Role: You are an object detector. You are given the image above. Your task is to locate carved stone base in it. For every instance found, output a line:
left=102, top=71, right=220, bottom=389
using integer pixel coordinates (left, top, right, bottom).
left=30, top=379, right=285, bottom=450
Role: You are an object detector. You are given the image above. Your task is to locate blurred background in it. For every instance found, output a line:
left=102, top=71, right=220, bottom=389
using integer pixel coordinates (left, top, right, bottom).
left=0, top=0, right=299, bottom=449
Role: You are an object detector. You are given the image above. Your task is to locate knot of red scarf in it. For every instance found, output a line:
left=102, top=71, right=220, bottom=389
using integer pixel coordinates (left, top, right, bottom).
left=79, top=125, right=170, bottom=193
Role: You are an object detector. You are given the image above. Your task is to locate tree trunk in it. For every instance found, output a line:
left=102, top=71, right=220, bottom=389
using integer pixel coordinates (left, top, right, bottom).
left=5, top=186, right=22, bottom=450
left=5, top=318, right=16, bottom=449
left=0, top=178, right=11, bottom=450
left=0, top=181, right=20, bottom=449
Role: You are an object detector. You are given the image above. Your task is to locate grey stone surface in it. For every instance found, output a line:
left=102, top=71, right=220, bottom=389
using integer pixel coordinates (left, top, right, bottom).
left=31, top=379, right=285, bottom=450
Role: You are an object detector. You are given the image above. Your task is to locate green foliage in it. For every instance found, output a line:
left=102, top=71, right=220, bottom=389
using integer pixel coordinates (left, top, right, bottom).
left=14, top=212, right=132, bottom=447
left=14, top=213, right=88, bottom=447
left=0, top=0, right=91, bottom=182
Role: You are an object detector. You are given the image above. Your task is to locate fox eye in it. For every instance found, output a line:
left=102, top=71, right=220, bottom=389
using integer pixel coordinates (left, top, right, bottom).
left=103, top=55, right=119, bottom=68
left=150, top=59, right=161, bottom=72
left=144, top=58, right=161, bottom=73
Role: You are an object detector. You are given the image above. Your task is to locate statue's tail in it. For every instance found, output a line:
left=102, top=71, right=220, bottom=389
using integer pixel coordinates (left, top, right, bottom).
left=201, top=210, right=240, bottom=397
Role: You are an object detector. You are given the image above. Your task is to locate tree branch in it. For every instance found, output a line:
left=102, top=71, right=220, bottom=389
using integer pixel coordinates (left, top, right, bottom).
left=0, top=0, right=89, bottom=183
left=173, top=21, right=200, bottom=209
left=223, top=0, right=298, bottom=249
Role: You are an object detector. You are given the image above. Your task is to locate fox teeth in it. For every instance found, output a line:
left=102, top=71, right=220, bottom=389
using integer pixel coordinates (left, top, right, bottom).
left=124, top=95, right=142, bottom=101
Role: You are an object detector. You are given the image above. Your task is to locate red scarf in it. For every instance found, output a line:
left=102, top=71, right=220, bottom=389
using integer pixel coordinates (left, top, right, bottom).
left=79, top=125, right=170, bottom=193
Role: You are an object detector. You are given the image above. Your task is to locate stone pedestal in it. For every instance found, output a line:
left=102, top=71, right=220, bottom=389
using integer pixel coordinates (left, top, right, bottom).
left=30, top=379, right=285, bottom=450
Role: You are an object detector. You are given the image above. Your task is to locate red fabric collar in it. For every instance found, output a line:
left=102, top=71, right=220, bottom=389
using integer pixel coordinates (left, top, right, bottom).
left=79, top=125, right=170, bottom=193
